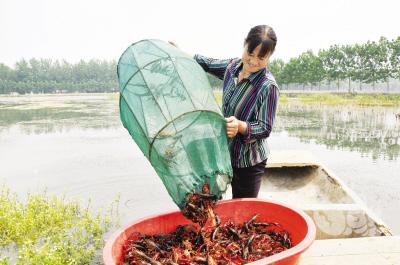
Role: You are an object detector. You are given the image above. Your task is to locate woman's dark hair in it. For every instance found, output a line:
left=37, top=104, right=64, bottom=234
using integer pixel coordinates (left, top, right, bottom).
left=244, top=25, right=277, bottom=58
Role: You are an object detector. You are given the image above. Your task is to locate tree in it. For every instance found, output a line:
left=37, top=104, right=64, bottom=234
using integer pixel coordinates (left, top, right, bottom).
left=389, top=37, right=400, bottom=80
left=0, top=36, right=399, bottom=94
left=268, top=59, right=285, bottom=88
left=319, top=45, right=347, bottom=91
left=297, top=50, right=324, bottom=89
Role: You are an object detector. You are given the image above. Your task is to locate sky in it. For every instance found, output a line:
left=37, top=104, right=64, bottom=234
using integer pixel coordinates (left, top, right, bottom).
left=0, top=0, right=399, bottom=67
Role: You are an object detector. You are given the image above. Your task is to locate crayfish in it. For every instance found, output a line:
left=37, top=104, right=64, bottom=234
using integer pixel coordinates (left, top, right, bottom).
left=122, top=184, right=292, bottom=265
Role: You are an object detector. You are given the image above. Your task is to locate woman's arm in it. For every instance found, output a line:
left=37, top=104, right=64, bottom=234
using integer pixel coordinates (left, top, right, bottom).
left=240, top=84, right=279, bottom=143
left=193, top=54, right=234, bottom=80
left=168, top=42, right=233, bottom=81
left=226, top=84, right=279, bottom=142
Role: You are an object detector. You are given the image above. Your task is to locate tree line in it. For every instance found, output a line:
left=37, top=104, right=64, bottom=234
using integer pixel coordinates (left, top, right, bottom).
left=0, top=59, right=117, bottom=94
left=0, top=58, right=223, bottom=94
left=0, top=36, right=399, bottom=94
left=268, top=36, right=400, bottom=91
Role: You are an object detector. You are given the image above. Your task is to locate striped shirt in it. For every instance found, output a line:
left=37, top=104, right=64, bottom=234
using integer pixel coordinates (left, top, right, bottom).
left=194, top=54, right=279, bottom=168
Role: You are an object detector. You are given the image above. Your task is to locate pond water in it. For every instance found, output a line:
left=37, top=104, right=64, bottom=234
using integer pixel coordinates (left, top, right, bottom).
left=0, top=93, right=399, bottom=238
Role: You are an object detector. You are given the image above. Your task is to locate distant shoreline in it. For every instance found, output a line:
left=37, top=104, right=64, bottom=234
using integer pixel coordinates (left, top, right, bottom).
left=212, top=91, right=400, bottom=107
left=3, top=90, right=400, bottom=95
left=2, top=91, right=400, bottom=107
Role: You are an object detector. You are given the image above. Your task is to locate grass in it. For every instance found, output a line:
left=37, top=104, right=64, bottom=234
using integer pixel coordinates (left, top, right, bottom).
left=283, top=92, right=400, bottom=107
left=0, top=184, right=117, bottom=265
left=214, top=91, right=222, bottom=106
left=117, top=90, right=399, bottom=107
left=279, top=93, right=288, bottom=104
left=352, top=94, right=400, bottom=106
left=108, top=93, right=119, bottom=101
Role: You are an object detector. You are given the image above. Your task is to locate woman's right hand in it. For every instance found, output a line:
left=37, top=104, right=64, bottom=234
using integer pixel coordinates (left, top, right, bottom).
left=225, top=116, right=248, bottom=138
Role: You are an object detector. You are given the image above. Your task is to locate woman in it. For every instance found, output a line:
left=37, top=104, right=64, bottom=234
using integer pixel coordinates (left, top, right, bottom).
left=176, top=25, right=279, bottom=199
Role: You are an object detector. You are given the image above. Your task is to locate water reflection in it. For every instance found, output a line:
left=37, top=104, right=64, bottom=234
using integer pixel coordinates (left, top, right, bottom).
left=1, top=94, right=399, bottom=236
left=1, top=95, right=399, bottom=161
left=0, top=94, right=120, bottom=134
left=275, top=103, right=400, bottom=160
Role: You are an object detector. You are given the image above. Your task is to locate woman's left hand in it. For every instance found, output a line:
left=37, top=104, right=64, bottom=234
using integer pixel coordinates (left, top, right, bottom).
left=225, top=116, right=247, bottom=138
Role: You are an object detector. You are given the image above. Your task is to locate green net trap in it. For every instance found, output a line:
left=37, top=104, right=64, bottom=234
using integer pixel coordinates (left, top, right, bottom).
left=117, top=39, right=233, bottom=209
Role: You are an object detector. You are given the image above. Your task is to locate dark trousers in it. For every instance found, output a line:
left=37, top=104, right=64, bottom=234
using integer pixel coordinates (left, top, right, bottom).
left=231, top=160, right=267, bottom=198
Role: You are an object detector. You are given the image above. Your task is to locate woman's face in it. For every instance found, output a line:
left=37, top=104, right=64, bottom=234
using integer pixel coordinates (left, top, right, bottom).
left=242, top=43, right=271, bottom=73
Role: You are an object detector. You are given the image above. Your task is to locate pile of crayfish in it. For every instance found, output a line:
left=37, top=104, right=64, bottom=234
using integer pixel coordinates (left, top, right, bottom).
left=122, top=184, right=292, bottom=265
left=181, top=183, right=219, bottom=227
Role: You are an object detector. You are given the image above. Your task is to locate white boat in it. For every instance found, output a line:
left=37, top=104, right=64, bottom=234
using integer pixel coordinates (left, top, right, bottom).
left=225, top=150, right=391, bottom=239
left=241, top=150, right=399, bottom=264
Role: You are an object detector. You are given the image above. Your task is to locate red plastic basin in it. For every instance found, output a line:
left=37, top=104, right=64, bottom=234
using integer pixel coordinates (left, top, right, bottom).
left=103, top=198, right=316, bottom=265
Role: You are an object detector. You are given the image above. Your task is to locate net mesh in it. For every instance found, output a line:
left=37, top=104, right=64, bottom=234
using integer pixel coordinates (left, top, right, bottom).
left=118, top=39, right=233, bottom=209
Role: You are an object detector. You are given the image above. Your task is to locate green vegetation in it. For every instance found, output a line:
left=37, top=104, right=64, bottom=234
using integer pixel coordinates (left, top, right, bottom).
left=214, top=91, right=400, bottom=107
left=297, top=93, right=346, bottom=105
left=0, top=59, right=118, bottom=94
left=0, top=36, right=398, bottom=94
left=0, top=59, right=223, bottom=95
left=283, top=93, right=400, bottom=106
left=279, top=93, right=288, bottom=104
left=214, top=91, right=222, bottom=105
left=269, top=36, right=400, bottom=91
left=108, top=92, right=119, bottom=101
left=0, top=185, right=116, bottom=265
